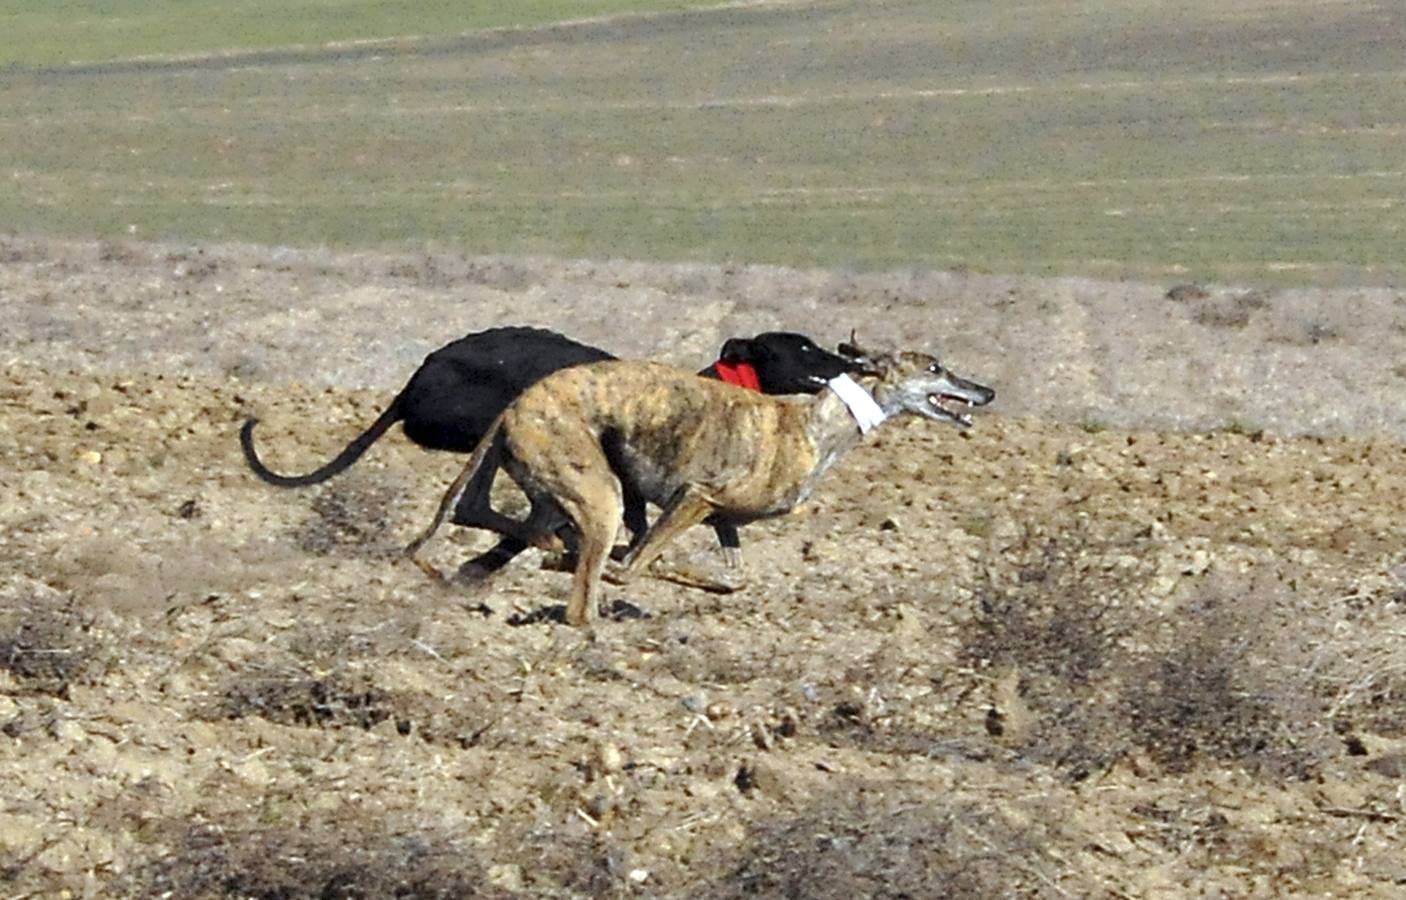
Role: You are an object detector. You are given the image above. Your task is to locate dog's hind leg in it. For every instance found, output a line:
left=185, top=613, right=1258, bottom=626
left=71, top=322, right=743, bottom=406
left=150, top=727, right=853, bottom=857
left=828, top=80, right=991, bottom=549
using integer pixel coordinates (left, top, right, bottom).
left=447, top=433, right=562, bottom=578
left=619, top=483, right=651, bottom=559
left=548, top=476, right=623, bottom=627
left=461, top=501, right=575, bottom=580
left=506, top=424, right=625, bottom=626
left=405, top=420, right=504, bottom=576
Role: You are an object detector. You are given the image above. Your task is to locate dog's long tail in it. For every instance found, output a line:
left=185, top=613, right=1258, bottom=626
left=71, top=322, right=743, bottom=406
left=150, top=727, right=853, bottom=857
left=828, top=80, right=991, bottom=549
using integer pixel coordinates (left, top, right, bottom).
left=404, top=416, right=504, bottom=564
left=240, top=396, right=405, bottom=488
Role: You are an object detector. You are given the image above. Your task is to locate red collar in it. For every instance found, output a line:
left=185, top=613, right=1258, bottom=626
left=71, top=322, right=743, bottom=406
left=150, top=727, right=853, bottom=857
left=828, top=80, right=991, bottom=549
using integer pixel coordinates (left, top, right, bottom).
left=714, top=360, right=761, bottom=391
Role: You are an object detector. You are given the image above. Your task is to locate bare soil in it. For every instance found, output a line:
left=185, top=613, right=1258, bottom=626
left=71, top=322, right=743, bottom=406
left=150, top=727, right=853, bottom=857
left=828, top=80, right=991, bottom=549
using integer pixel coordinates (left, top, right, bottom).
left=3, top=237, right=1406, bottom=897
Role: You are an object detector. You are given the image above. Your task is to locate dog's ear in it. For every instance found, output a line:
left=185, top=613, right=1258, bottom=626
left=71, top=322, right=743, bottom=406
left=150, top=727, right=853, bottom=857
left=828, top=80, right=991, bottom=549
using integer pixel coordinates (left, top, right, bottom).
left=837, top=331, right=883, bottom=375
left=718, top=337, right=759, bottom=363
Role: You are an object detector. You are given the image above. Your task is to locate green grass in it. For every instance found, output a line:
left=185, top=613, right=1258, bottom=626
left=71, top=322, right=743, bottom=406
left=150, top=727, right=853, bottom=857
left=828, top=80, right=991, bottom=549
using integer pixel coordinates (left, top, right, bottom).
left=2, top=0, right=1403, bottom=285
left=0, top=1, right=716, bottom=68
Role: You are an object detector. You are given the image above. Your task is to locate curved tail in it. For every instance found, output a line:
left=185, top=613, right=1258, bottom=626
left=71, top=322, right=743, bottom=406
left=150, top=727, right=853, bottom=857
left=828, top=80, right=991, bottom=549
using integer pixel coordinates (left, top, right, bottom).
left=240, top=397, right=404, bottom=488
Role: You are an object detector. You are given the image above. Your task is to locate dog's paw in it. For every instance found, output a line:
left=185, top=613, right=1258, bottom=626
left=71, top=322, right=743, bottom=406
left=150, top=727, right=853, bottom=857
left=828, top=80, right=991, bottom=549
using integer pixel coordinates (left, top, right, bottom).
left=601, top=561, right=633, bottom=586
left=410, top=556, right=447, bottom=583
left=650, top=561, right=746, bottom=594
left=601, top=598, right=652, bottom=621
left=539, top=550, right=578, bottom=573
left=454, top=559, right=499, bottom=584
left=506, top=604, right=568, bottom=626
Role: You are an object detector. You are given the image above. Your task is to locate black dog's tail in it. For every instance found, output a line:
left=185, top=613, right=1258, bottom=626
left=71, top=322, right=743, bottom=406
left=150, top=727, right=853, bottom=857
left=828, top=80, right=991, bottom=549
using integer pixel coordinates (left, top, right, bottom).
left=239, top=397, right=405, bottom=488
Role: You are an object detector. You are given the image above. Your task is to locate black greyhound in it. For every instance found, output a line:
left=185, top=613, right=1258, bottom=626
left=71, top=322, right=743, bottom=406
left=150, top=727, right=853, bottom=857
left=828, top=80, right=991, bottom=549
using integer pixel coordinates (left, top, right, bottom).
left=241, top=327, right=860, bottom=572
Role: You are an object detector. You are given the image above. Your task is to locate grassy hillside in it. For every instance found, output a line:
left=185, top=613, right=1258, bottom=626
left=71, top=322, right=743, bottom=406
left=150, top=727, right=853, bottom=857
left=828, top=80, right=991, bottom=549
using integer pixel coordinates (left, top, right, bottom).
left=2, top=0, right=1402, bottom=285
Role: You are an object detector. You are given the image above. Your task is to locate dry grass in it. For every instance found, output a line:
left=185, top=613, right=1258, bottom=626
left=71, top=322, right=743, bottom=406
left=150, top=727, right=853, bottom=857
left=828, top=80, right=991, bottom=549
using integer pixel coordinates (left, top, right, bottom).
left=131, top=816, right=496, bottom=900
left=0, top=587, right=108, bottom=699
left=959, top=529, right=1330, bottom=779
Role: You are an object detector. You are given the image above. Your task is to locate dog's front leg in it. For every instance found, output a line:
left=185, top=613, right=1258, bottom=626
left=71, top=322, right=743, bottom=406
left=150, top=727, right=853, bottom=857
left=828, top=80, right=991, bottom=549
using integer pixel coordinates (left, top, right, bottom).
left=615, top=486, right=715, bottom=573
left=633, top=519, right=747, bottom=594
left=712, top=522, right=744, bottom=570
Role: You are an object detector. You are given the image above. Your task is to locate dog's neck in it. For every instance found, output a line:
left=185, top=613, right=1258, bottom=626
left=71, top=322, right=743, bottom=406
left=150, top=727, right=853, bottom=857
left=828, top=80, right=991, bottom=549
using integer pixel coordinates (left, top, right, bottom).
left=826, top=374, right=887, bottom=434
left=788, top=375, right=890, bottom=505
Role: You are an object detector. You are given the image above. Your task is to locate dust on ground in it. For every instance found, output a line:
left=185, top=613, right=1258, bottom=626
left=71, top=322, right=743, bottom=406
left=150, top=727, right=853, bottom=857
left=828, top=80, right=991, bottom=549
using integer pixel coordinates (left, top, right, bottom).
left=2, top=237, right=1406, bottom=897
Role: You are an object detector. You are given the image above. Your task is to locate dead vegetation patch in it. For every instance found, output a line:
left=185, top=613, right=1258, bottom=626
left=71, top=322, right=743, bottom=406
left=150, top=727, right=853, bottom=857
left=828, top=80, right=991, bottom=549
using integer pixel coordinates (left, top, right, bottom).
left=960, top=531, right=1323, bottom=778
left=695, top=787, right=1073, bottom=899
left=204, top=647, right=498, bottom=749
left=1125, top=793, right=1346, bottom=885
left=1190, top=289, right=1272, bottom=329
left=645, top=625, right=803, bottom=686
left=209, top=664, right=394, bottom=731
left=293, top=476, right=402, bottom=558
left=801, top=644, right=952, bottom=759
left=0, top=589, right=108, bottom=697
left=130, top=815, right=496, bottom=900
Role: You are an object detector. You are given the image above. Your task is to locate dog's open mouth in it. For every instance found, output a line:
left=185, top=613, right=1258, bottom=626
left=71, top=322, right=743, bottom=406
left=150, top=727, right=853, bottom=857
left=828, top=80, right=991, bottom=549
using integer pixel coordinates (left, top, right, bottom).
left=928, top=393, right=975, bottom=427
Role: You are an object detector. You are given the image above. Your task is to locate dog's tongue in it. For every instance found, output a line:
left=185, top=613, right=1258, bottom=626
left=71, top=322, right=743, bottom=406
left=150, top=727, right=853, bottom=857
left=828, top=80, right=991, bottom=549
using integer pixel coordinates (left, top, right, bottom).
left=716, top=360, right=761, bottom=391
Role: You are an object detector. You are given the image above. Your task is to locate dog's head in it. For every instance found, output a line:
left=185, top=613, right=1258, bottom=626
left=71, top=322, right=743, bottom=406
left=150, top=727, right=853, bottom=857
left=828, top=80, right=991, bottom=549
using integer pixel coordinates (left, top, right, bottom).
left=842, top=338, right=995, bottom=429
left=717, top=332, right=863, bottom=395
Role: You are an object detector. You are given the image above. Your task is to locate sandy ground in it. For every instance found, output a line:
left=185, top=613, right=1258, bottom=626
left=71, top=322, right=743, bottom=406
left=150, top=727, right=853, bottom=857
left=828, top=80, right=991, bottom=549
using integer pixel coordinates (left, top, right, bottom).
left=2, top=237, right=1406, bottom=897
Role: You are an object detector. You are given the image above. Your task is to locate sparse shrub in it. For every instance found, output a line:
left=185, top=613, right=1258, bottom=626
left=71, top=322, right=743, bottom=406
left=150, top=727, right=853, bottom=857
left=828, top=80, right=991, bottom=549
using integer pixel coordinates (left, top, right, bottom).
left=211, top=666, right=393, bottom=730
left=1120, top=593, right=1305, bottom=774
left=132, top=818, right=492, bottom=899
left=1165, top=283, right=1210, bottom=302
left=0, top=596, right=106, bottom=697
left=694, top=787, right=1072, bottom=899
left=960, top=532, right=1319, bottom=778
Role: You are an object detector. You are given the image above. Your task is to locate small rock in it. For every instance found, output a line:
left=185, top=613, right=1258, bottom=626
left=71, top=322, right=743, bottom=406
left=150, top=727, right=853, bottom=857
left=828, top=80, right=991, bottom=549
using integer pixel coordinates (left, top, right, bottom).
left=594, top=741, right=625, bottom=775
left=705, top=701, right=734, bottom=721
left=78, top=450, right=102, bottom=466
left=776, top=708, right=800, bottom=738
left=1150, top=574, right=1179, bottom=598
left=49, top=717, right=87, bottom=743
left=1183, top=549, right=1212, bottom=576
left=1166, top=283, right=1210, bottom=302
left=584, top=792, right=615, bottom=820
left=487, top=864, right=524, bottom=892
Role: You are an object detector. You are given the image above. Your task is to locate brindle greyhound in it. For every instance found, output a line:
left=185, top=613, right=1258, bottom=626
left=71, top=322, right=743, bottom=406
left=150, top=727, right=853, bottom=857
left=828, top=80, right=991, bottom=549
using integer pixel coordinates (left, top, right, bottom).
left=410, top=340, right=1001, bottom=630
left=406, top=341, right=994, bottom=625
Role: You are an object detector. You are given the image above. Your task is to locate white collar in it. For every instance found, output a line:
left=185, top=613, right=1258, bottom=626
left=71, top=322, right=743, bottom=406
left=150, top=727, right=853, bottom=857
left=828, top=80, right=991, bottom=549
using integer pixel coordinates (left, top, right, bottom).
left=827, top=374, right=887, bottom=434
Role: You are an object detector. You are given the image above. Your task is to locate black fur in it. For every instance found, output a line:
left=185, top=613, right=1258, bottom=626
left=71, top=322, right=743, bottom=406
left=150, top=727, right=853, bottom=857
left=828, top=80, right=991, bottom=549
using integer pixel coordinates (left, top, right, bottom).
left=240, top=327, right=612, bottom=485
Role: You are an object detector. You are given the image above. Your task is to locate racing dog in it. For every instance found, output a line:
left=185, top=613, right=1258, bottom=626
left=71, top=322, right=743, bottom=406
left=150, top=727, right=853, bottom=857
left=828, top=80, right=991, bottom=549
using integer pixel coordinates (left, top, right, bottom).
left=240, top=327, right=860, bottom=567
left=406, top=340, right=995, bottom=625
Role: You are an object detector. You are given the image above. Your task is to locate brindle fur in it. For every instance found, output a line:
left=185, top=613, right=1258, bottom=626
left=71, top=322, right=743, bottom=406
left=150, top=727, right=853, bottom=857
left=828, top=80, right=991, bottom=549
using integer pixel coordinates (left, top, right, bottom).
left=406, top=347, right=994, bottom=625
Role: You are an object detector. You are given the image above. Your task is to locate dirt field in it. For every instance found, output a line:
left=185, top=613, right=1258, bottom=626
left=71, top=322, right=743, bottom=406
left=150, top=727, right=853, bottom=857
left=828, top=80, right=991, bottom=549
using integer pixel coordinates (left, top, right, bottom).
left=3, top=238, right=1406, bottom=897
